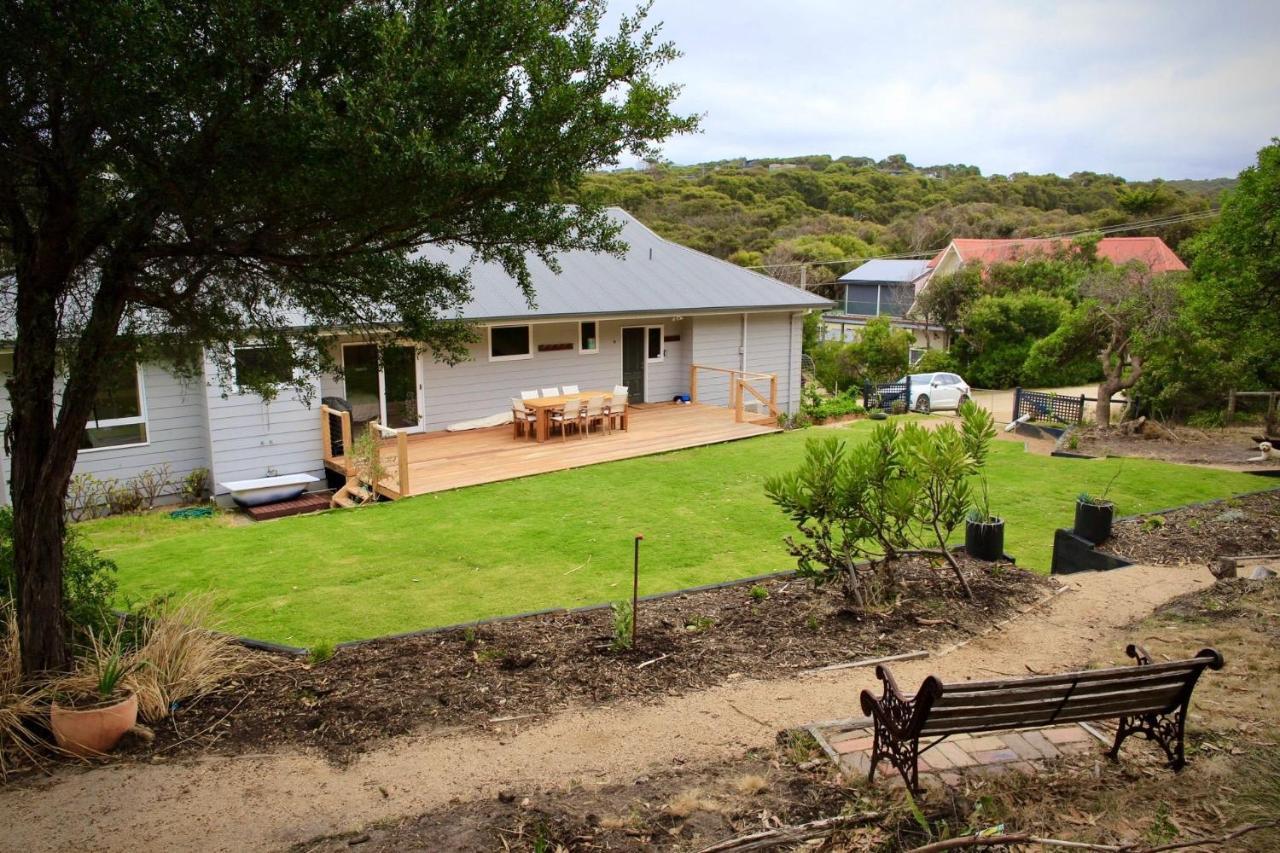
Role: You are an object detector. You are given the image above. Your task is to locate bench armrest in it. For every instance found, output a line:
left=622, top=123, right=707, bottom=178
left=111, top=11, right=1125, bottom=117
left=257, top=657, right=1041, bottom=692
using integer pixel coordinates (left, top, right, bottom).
left=859, top=665, right=943, bottom=740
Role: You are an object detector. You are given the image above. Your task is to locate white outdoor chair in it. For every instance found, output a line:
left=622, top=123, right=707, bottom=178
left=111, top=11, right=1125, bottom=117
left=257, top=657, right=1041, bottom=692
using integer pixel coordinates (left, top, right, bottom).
left=540, top=387, right=559, bottom=398
left=521, top=389, right=539, bottom=400
left=510, top=397, right=536, bottom=440
left=561, top=384, right=580, bottom=395
left=549, top=397, right=580, bottom=441
left=607, top=390, right=628, bottom=432
left=582, top=395, right=608, bottom=437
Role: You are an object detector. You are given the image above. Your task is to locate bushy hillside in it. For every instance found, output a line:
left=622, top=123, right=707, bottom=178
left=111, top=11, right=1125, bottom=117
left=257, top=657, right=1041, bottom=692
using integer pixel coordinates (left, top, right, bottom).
left=576, top=154, right=1230, bottom=285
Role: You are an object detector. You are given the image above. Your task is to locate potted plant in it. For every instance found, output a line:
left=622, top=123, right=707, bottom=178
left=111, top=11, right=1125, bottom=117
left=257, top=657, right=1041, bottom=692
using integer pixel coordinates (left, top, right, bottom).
left=50, top=634, right=141, bottom=757
left=1074, top=492, right=1115, bottom=544
left=965, top=479, right=1005, bottom=561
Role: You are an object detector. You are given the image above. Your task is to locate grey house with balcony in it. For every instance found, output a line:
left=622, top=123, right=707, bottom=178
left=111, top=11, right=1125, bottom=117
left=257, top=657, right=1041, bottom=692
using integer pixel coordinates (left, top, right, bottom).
left=822, top=258, right=935, bottom=355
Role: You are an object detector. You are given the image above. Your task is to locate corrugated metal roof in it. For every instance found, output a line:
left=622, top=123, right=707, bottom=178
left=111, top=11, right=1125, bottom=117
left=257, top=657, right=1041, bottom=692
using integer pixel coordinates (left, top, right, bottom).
left=928, top=237, right=1187, bottom=273
left=836, top=259, right=931, bottom=284
left=419, top=208, right=830, bottom=321
left=0, top=208, right=829, bottom=344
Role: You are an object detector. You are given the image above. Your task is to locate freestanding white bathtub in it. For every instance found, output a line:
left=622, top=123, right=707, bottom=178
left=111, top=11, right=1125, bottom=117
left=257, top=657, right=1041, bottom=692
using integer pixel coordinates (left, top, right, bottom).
left=219, top=474, right=320, bottom=508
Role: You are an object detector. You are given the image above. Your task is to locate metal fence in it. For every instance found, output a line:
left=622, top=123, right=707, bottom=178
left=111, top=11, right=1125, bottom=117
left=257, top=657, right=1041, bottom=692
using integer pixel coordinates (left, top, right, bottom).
left=1013, top=388, right=1086, bottom=423
left=863, top=376, right=915, bottom=412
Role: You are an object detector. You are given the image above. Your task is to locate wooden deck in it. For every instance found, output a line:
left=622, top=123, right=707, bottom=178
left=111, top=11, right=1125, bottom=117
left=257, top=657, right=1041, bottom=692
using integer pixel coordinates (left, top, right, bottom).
left=328, top=403, right=779, bottom=497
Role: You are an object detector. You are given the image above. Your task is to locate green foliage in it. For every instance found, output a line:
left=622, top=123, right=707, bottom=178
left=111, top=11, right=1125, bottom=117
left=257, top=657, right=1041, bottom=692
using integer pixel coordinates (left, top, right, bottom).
left=912, top=349, right=960, bottom=374
left=1022, top=306, right=1105, bottom=387
left=610, top=600, right=634, bottom=651
left=799, top=386, right=864, bottom=421
left=954, top=293, right=1070, bottom=388
left=307, top=641, right=335, bottom=666
left=0, top=507, right=118, bottom=639
left=764, top=405, right=995, bottom=607
left=181, top=468, right=211, bottom=504
left=811, top=316, right=913, bottom=391
left=749, top=584, right=769, bottom=602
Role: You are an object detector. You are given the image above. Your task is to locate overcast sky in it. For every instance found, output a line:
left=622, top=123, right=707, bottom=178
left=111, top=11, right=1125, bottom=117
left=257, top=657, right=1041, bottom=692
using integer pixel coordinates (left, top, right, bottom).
left=620, top=0, right=1280, bottom=180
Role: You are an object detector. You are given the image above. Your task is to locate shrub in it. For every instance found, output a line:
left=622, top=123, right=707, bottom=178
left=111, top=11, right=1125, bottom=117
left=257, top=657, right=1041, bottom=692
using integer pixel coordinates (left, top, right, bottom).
left=307, top=640, right=335, bottom=666
left=65, top=473, right=105, bottom=522
left=1186, top=410, right=1225, bottom=429
left=104, top=479, right=145, bottom=515
left=749, top=584, right=769, bottom=601
left=181, top=468, right=211, bottom=503
left=800, top=387, right=864, bottom=422
left=0, top=507, right=118, bottom=640
left=350, top=429, right=387, bottom=501
left=610, top=600, right=634, bottom=651
left=133, top=464, right=173, bottom=511
left=911, top=349, right=958, bottom=374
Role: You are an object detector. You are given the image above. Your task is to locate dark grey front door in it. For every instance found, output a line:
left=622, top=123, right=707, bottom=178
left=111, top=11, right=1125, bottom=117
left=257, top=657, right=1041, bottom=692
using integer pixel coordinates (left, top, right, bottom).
left=622, top=327, right=645, bottom=401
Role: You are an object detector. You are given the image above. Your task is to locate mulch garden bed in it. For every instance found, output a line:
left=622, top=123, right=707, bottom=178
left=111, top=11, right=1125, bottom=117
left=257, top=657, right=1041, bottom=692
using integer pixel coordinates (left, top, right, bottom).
left=129, top=555, right=1051, bottom=763
left=1105, top=489, right=1280, bottom=566
left=1073, top=423, right=1280, bottom=469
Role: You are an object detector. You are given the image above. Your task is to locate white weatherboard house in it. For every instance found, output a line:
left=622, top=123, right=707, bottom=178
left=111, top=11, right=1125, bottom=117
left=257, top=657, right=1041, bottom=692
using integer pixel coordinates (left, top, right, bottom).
left=0, top=209, right=830, bottom=506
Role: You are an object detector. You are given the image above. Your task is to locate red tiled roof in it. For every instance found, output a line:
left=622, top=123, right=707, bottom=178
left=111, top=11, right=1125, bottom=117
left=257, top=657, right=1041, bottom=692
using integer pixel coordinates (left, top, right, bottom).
left=928, top=237, right=1187, bottom=273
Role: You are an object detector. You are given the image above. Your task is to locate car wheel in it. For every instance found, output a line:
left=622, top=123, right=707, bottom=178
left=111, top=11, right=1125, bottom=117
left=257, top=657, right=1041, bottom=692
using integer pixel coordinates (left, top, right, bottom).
left=915, top=394, right=931, bottom=414
left=957, top=394, right=970, bottom=410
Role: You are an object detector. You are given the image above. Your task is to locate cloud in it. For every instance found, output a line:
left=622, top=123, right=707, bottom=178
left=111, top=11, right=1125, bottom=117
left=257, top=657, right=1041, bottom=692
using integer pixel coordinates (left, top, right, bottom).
left=623, top=0, right=1280, bottom=178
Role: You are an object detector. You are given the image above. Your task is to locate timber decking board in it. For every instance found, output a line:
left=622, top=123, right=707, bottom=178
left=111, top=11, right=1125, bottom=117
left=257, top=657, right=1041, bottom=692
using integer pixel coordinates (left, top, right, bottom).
left=243, top=491, right=333, bottom=521
left=329, top=403, right=779, bottom=497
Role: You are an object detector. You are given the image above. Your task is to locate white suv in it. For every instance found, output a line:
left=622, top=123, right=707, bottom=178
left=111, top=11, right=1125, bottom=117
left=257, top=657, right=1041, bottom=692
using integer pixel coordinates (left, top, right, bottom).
left=896, top=372, right=971, bottom=414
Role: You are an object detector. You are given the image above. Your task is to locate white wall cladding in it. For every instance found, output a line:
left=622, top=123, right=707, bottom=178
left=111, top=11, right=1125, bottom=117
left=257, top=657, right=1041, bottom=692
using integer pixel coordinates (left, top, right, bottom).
left=689, top=311, right=801, bottom=414
left=0, top=362, right=211, bottom=505
left=203, top=356, right=324, bottom=495
left=689, top=313, right=743, bottom=407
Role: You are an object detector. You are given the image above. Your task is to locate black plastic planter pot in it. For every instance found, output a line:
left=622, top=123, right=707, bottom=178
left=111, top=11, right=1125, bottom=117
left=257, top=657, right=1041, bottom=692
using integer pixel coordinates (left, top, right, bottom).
left=965, top=518, right=1006, bottom=562
left=1073, top=500, right=1115, bottom=544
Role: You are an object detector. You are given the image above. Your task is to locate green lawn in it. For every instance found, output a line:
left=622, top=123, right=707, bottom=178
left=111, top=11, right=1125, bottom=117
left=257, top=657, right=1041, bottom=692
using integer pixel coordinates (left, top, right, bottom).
left=81, top=421, right=1262, bottom=647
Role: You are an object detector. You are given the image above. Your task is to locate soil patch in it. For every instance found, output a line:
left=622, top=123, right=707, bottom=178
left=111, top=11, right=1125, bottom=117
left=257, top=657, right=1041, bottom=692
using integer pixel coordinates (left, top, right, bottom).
left=123, top=557, right=1048, bottom=763
left=1106, top=489, right=1280, bottom=566
left=1074, top=423, right=1280, bottom=470
left=290, top=747, right=868, bottom=853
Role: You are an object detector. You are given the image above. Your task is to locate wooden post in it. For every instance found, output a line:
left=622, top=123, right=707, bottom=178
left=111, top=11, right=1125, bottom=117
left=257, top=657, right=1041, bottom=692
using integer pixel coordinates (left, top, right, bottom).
left=735, top=377, right=745, bottom=422
left=770, top=373, right=778, bottom=417
left=320, top=405, right=332, bottom=463
left=1012, top=387, right=1022, bottom=422
left=631, top=534, right=642, bottom=647
left=340, top=410, right=354, bottom=475
left=689, top=364, right=698, bottom=404
left=1226, top=390, right=1236, bottom=425
left=397, top=431, right=410, bottom=498
left=1079, top=393, right=1086, bottom=424
left=1268, top=392, right=1277, bottom=430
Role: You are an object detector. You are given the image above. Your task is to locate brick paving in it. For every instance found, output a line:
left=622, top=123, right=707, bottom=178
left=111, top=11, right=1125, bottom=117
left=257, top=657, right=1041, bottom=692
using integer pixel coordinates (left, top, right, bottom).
left=810, top=717, right=1105, bottom=790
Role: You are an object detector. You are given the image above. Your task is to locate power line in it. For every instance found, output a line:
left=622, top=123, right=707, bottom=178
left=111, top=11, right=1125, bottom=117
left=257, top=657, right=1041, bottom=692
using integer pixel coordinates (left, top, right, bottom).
left=745, top=208, right=1220, bottom=275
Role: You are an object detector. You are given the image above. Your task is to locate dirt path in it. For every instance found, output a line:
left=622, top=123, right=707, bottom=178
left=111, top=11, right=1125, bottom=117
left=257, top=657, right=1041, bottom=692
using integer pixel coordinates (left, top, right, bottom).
left=0, top=563, right=1211, bottom=852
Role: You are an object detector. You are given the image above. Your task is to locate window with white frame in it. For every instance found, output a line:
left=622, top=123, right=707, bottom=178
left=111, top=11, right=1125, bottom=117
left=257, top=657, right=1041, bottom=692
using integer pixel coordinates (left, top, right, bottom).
left=488, top=325, right=532, bottom=361
left=578, top=321, right=598, bottom=354
left=646, top=325, right=664, bottom=362
left=233, top=346, right=294, bottom=390
left=80, top=364, right=148, bottom=450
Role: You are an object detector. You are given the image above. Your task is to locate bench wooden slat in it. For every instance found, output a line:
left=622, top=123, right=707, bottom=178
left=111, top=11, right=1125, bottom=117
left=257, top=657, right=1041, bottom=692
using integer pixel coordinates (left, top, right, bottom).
left=932, top=670, right=1195, bottom=711
left=940, top=659, right=1205, bottom=694
left=921, top=687, right=1186, bottom=735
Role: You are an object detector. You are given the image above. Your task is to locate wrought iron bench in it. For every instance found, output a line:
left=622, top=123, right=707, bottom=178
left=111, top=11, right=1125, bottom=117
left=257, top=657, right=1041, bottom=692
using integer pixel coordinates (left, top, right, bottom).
left=859, top=644, right=1224, bottom=791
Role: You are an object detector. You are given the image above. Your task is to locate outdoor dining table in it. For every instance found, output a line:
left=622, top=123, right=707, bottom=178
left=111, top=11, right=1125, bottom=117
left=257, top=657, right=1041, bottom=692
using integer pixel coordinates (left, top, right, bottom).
left=521, top=390, right=624, bottom=442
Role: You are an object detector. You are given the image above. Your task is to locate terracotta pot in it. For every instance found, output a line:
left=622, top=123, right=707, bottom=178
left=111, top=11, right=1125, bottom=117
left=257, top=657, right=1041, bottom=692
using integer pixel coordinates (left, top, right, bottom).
left=50, top=691, right=138, bottom=757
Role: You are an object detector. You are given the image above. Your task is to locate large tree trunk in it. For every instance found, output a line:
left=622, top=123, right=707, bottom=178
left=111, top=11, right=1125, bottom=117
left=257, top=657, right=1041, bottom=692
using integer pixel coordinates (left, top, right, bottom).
left=10, top=251, right=131, bottom=676
left=1095, top=356, right=1142, bottom=430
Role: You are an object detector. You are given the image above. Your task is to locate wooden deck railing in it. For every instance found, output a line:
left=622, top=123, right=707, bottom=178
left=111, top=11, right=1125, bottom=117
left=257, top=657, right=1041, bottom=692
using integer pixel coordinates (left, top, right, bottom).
left=320, top=404, right=354, bottom=475
left=689, top=364, right=779, bottom=423
left=320, top=405, right=410, bottom=500
left=365, top=422, right=411, bottom=500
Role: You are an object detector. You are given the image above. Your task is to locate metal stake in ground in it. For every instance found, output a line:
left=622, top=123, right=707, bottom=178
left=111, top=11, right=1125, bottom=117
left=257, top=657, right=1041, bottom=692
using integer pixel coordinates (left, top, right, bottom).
left=632, top=534, right=643, bottom=647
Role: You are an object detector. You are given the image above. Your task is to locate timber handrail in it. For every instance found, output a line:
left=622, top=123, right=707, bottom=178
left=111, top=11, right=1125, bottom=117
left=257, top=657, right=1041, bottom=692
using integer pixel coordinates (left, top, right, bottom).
left=320, top=404, right=355, bottom=476
left=366, top=421, right=411, bottom=500
left=689, top=363, right=779, bottom=423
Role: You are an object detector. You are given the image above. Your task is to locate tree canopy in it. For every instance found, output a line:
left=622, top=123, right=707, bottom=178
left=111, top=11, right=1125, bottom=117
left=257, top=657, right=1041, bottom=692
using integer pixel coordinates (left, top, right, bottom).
left=0, top=0, right=695, bottom=674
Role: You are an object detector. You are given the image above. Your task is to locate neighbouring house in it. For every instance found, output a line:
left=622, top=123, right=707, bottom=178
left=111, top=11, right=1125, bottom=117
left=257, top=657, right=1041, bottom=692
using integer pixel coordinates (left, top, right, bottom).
left=0, top=208, right=830, bottom=506
left=822, top=235, right=1188, bottom=354
left=822, top=259, right=933, bottom=361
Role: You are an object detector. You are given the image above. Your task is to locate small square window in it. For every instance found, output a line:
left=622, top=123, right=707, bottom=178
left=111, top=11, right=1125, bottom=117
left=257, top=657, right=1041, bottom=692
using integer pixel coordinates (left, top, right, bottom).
left=647, top=326, right=663, bottom=362
left=233, top=347, right=293, bottom=389
left=490, top=325, right=531, bottom=360
left=579, top=321, right=598, bottom=354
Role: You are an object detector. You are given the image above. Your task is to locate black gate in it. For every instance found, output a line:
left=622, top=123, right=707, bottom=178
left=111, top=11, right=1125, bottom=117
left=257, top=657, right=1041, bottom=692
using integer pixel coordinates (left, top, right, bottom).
left=863, top=376, right=914, bottom=412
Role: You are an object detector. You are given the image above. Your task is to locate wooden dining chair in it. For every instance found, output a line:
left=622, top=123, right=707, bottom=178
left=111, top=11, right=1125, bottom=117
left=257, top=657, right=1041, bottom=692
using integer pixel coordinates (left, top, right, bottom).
left=510, top=397, right=536, bottom=439
left=582, top=395, right=608, bottom=437
left=540, top=387, right=559, bottom=398
left=561, top=384, right=580, bottom=395
left=521, top=390, right=539, bottom=400
left=550, top=397, right=580, bottom=441
left=606, top=390, right=628, bottom=432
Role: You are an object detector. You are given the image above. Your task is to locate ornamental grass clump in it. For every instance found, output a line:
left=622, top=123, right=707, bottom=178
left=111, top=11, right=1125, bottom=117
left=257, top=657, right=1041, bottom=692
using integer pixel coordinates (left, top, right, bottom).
left=0, top=603, right=48, bottom=778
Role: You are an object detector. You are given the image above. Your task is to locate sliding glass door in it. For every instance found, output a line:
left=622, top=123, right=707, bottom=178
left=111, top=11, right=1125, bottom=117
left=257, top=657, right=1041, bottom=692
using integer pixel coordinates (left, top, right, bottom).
left=342, top=343, right=423, bottom=433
